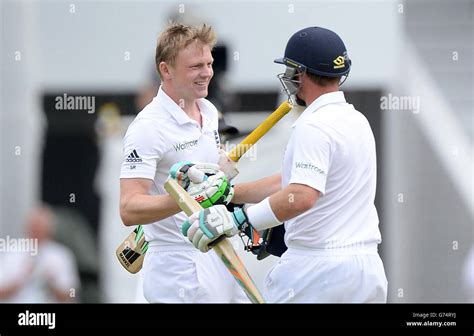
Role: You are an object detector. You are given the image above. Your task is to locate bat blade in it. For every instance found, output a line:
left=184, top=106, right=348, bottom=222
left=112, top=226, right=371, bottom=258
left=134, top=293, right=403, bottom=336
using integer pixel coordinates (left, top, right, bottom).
left=164, top=178, right=265, bottom=304
left=115, top=225, right=148, bottom=274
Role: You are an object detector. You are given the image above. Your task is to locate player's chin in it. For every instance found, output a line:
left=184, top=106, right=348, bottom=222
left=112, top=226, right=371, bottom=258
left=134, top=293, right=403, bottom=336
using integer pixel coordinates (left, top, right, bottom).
left=193, top=85, right=209, bottom=98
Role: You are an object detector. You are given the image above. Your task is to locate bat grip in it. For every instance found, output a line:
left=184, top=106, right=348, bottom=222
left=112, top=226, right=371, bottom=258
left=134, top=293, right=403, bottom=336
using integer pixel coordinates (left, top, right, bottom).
left=209, top=234, right=226, bottom=248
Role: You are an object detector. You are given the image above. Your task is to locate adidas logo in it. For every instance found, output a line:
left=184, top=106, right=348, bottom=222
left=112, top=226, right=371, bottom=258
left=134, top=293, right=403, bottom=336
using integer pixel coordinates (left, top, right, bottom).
left=126, top=149, right=142, bottom=163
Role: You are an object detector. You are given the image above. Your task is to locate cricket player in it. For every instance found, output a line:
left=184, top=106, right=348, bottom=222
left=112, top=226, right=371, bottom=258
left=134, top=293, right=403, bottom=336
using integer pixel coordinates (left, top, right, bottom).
left=119, top=23, right=248, bottom=303
left=181, top=26, right=388, bottom=303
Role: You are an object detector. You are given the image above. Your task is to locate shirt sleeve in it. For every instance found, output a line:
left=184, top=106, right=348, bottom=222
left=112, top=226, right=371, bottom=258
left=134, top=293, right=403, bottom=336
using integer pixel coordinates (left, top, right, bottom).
left=120, top=119, right=164, bottom=179
left=288, top=122, right=333, bottom=195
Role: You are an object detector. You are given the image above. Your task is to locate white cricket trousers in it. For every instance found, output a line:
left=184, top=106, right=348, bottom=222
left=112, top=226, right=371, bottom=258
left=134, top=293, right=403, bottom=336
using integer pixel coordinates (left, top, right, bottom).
left=264, top=245, right=388, bottom=303
left=142, top=244, right=250, bottom=303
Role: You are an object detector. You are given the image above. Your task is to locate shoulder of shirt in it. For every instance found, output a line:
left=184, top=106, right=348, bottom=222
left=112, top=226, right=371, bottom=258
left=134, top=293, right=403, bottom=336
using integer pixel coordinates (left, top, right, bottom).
left=297, top=104, right=347, bottom=135
left=301, top=103, right=369, bottom=138
left=136, top=101, right=171, bottom=122
left=307, top=102, right=363, bottom=124
left=126, top=103, right=169, bottom=134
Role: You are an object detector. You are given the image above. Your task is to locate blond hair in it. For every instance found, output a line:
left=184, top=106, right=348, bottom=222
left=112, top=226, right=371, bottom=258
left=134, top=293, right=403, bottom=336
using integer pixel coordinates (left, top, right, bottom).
left=155, top=23, right=217, bottom=78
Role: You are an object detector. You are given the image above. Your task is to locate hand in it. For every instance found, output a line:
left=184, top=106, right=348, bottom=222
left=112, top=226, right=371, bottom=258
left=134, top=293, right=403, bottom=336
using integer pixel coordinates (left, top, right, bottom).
left=169, top=161, right=220, bottom=189
left=181, top=205, right=249, bottom=252
left=187, top=170, right=234, bottom=208
left=169, top=161, right=234, bottom=208
left=217, top=149, right=239, bottom=181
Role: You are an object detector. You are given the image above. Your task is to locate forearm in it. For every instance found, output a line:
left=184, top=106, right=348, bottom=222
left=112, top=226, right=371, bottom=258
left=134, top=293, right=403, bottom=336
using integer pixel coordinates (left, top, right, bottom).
left=268, top=184, right=316, bottom=222
left=120, top=194, right=181, bottom=226
left=246, top=183, right=319, bottom=231
left=232, top=173, right=281, bottom=204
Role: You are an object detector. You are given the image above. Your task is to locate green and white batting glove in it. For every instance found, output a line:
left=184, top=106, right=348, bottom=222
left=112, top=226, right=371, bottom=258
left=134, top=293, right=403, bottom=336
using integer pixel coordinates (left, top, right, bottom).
left=181, top=205, right=249, bottom=252
left=187, top=170, right=234, bottom=208
left=169, top=161, right=234, bottom=208
left=169, top=161, right=219, bottom=189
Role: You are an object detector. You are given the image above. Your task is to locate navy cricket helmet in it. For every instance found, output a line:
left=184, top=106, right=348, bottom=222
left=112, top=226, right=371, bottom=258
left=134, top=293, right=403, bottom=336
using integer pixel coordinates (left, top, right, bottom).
left=275, top=26, right=351, bottom=77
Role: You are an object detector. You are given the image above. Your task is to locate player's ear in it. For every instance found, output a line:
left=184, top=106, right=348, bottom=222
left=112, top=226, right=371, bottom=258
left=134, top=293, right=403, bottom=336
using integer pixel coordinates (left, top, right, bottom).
left=300, top=71, right=308, bottom=84
left=159, top=62, right=172, bottom=80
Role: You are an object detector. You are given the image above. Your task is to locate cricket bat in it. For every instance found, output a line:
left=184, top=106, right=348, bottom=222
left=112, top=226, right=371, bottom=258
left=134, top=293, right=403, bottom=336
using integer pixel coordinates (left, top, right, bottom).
left=116, top=100, right=292, bottom=273
left=164, top=178, right=265, bottom=303
left=115, top=225, right=148, bottom=273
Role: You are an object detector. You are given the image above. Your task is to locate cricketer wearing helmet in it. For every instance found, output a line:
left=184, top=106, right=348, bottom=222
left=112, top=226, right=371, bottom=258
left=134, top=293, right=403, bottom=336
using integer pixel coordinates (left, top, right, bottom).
left=181, top=27, right=388, bottom=303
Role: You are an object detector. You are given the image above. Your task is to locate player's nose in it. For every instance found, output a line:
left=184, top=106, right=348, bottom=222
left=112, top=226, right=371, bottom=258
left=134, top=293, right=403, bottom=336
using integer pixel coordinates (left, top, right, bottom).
left=201, top=65, right=213, bottom=79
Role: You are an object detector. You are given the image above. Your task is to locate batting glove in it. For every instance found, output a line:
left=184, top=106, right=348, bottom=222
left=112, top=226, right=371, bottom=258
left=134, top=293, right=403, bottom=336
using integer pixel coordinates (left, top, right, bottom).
left=169, top=161, right=234, bottom=207
left=169, top=161, right=219, bottom=189
left=181, top=205, right=249, bottom=252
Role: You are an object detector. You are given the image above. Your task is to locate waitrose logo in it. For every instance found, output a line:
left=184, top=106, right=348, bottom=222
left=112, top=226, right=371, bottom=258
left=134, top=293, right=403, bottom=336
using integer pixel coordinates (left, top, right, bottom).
left=173, top=139, right=198, bottom=151
left=295, top=161, right=326, bottom=175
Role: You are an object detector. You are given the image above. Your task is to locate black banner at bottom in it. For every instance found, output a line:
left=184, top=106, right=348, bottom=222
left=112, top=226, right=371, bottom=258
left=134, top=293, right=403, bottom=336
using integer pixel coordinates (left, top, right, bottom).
left=0, top=303, right=472, bottom=334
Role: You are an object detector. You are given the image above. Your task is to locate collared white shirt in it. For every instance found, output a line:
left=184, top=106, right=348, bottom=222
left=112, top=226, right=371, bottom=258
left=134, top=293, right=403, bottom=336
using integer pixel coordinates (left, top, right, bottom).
left=282, top=91, right=381, bottom=249
left=120, top=86, right=220, bottom=244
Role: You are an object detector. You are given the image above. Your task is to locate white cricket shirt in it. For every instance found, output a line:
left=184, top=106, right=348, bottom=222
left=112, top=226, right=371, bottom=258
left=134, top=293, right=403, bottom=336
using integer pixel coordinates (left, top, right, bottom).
left=282, top=91, right=382, bottom=250
left=0, top=241, right=80, bottom=303
left=120, top=87, right=220, bottom=245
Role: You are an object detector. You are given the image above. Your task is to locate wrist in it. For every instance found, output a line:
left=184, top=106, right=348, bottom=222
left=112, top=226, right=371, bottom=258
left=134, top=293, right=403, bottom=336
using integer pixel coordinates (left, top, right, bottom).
left=232, top=206, right=249, bottom=230
left=246, top=197, right=282, bottom=231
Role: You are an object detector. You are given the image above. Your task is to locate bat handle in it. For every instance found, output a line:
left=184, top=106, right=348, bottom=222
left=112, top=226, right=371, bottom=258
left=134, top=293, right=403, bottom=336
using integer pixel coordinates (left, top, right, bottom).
left=209, top=234, right=226, bottom=248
